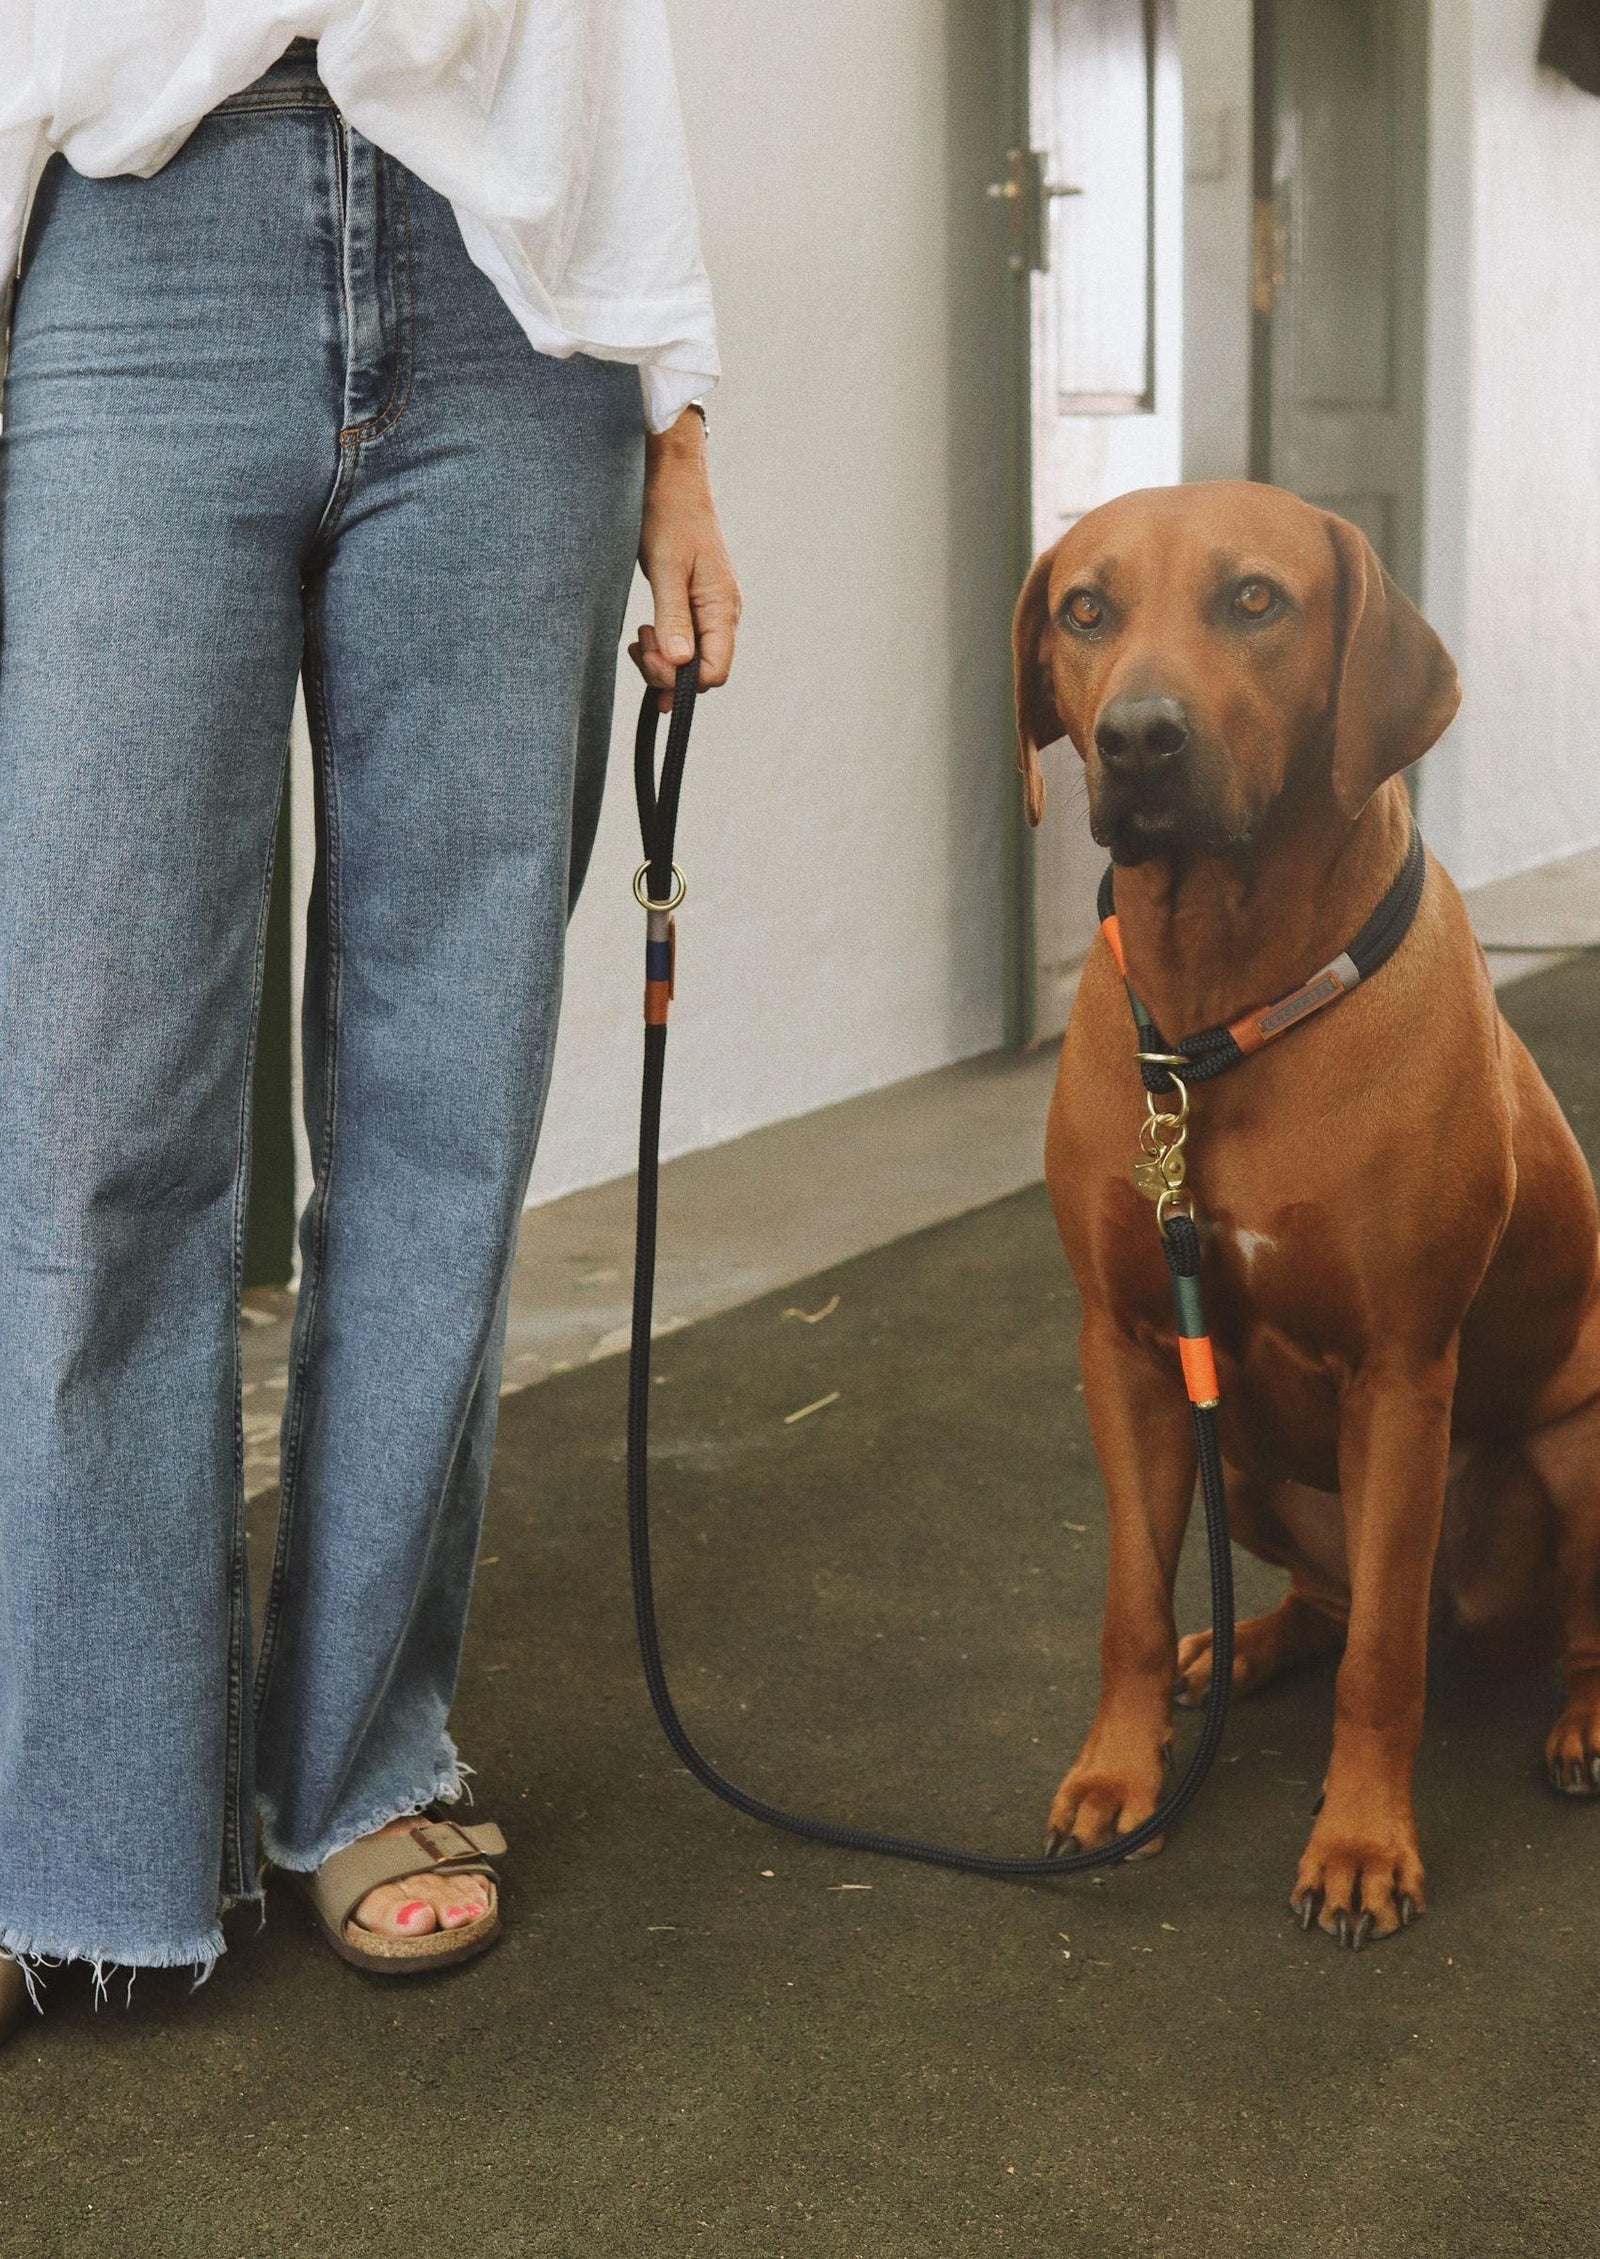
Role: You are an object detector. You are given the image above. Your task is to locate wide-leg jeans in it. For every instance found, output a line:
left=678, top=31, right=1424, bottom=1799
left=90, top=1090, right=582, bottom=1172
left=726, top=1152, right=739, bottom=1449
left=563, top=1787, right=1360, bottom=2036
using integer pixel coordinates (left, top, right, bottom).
left=0, top=47, right=643, bottom=1971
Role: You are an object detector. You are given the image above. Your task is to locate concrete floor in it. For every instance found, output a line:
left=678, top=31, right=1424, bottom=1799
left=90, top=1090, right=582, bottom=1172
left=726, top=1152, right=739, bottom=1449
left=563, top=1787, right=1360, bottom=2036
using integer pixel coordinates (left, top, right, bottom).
left=239, top=843, right=1600, bottom=1497
left=16, top=945, right=1600, bottom=2258
left=240, top=1043, right=1062, bottom=1495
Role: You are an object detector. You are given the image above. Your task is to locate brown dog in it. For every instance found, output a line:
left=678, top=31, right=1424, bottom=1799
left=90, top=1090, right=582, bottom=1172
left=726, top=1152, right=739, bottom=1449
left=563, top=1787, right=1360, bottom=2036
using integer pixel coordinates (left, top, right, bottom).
left=1013, top=480, right=1600, bottom=1944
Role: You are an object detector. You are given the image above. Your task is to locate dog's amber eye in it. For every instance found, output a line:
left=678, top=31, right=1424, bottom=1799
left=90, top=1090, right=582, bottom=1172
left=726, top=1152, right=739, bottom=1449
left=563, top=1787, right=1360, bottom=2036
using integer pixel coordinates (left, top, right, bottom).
left=1064, top=589, right=1103, bottom=631
left=1233, top=579, right=1277, bottom=619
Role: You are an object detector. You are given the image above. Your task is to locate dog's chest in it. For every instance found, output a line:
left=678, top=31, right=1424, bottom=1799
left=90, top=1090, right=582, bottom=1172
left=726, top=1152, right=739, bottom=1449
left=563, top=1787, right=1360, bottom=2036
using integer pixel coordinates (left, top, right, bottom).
left=1194, top=1206, right=1352, bottom=1486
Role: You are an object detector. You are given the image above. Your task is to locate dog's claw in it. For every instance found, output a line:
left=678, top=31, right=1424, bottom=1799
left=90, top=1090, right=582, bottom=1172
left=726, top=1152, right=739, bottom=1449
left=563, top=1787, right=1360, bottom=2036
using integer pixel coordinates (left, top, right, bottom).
left=1333, top=1909, right=1351, bottom=1948
left=1294, top=1890, right=1320, bottom=1932
left=1160, top=1742, right=1175, bottom=1773
left=1591, top=1755, right=1600, bottom=1790
left=1399, top=1894, right=1417, bottom=1928
left=1043, top=1829, right=1062, bottom=1858
left=1352, top=1911, right=1375, bottom=1952
left=1569, top=1760, right=1586, bottom=1794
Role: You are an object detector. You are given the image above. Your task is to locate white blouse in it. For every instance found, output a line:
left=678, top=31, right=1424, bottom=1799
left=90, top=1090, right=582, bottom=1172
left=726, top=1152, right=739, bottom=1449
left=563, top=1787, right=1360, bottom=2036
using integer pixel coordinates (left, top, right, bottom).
left=0, top=3, right=718, bottom=431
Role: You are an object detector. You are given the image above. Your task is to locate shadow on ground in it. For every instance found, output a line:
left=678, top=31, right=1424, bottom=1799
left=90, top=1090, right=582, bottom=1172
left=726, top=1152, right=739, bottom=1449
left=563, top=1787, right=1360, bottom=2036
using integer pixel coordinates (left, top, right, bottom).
left=10, top=956, right=1600, bottom=2257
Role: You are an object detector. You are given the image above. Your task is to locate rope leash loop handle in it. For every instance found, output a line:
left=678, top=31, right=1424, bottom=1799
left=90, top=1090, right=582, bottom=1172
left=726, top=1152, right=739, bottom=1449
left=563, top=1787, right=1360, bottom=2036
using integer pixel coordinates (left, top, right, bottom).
left=626, top=678, right=1235, bottom=1880
left=634, top=660, right=699, bottom=904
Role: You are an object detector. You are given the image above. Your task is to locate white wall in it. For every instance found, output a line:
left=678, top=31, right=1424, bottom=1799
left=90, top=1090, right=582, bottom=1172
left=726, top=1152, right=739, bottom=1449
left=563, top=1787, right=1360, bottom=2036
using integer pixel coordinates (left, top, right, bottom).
left=1417, top=0, right=1600, bottom=889
left=527, top=0, right=1019, bottom=1203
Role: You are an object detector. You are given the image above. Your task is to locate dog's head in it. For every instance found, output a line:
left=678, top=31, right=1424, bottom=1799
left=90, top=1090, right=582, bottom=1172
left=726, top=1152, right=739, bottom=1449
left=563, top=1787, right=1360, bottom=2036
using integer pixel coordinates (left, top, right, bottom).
left=1012, top=481, right=1460, bottom=863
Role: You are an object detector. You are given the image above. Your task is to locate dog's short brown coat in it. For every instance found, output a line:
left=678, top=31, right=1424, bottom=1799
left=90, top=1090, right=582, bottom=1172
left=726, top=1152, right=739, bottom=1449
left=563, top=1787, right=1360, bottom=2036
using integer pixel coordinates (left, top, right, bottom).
left=1014, top=480, right=1600, bottom=1940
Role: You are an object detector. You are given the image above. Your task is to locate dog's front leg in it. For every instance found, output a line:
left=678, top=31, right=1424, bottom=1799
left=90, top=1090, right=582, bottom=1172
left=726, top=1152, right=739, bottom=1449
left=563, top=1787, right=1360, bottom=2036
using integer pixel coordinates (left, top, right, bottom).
left=1292, top=1357, right=1455, bottom=1944
left=1046, top=1309, right=1197, bottom=1855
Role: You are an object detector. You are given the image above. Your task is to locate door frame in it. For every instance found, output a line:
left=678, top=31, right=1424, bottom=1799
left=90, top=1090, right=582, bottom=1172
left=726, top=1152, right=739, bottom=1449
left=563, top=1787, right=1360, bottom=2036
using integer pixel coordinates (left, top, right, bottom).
left=999, top=0, right=1040, bottom=1050
left=1012, top=0, right=1184, bottom=1040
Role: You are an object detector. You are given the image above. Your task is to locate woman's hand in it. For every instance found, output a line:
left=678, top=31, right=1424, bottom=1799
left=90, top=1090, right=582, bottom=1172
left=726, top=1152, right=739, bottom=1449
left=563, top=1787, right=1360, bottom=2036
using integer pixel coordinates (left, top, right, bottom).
left=629, top=405, right=740, bottom=709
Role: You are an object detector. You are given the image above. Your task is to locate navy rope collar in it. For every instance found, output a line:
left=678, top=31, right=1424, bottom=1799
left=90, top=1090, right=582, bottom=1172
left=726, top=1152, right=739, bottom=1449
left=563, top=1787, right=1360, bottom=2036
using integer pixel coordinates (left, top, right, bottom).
left=1096, top=824, right=1427, bottom=1093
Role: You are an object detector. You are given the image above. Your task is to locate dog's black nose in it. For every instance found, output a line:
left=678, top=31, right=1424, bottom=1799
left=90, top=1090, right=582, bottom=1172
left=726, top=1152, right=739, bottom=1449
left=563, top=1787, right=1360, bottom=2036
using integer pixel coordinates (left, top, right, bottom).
left=1094, top=693, right=1191, bottom=772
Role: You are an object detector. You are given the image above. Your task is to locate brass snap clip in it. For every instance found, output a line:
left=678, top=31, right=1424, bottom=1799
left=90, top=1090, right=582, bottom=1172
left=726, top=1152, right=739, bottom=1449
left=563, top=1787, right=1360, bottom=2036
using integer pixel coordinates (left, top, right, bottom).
left=1133, top=1051, right=1194, bottom=1227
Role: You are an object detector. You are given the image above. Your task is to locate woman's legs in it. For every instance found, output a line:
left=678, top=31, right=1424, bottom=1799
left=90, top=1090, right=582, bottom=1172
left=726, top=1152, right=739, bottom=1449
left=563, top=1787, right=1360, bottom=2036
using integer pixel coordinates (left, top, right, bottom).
left=252, top=151, right=643, bottom=1872
left=0, top=47, right=641, bottom=1972
left=0, top=105, right=343, bottom=1966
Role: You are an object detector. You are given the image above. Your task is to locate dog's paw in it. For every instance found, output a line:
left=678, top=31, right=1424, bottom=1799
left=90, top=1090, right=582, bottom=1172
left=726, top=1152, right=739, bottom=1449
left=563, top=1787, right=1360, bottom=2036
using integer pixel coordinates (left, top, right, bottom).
left=1289, top=1806, right=1425, bottom=1947
left=1044, top=1725, right=1172, bottom=1858
left=1545, top=1686, right=1600, bottom=1796
left=1172, top=1619, right=1277, bottom=1707
left=1174, top=1597, right=1344, bottom=1709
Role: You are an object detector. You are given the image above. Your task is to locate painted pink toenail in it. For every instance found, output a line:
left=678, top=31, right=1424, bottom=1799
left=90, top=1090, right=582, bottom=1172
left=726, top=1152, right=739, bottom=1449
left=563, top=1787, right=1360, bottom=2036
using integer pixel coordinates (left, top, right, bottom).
left=445, top=1904, right=480, bottom=1923
left=395, top=1900, right=428, bottom=1925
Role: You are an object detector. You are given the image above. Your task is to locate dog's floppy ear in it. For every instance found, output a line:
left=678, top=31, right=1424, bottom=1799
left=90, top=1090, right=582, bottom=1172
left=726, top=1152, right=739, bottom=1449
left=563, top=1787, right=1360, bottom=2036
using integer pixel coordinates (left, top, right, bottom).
left=1325, top=512, right=1460, bottom=818
left=1012, top=543, right=1063, bottom=828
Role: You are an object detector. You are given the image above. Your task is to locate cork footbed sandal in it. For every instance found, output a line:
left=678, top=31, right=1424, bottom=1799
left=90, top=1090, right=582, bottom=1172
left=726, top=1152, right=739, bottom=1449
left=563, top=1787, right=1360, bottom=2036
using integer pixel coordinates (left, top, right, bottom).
left=290, top=1816, right=507, bottom=1976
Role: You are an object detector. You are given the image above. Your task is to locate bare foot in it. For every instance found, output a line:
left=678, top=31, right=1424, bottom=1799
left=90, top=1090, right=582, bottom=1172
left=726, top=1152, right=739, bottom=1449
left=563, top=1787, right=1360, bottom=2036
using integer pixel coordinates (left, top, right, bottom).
left=350, top=1818, right=493, bottom=1938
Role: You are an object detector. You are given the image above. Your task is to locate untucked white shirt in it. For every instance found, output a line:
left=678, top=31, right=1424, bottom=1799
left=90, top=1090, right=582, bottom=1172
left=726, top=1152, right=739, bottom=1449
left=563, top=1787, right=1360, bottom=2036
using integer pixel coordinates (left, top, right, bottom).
left=0, top=3, right=718, bottom=430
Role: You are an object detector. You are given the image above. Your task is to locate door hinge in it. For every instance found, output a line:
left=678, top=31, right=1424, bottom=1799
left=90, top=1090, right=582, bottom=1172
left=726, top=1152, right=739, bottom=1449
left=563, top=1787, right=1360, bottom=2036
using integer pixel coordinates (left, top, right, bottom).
left=1252, top=196, right=1284, bottom=316
left=987, top=147, right=1082, bottom=274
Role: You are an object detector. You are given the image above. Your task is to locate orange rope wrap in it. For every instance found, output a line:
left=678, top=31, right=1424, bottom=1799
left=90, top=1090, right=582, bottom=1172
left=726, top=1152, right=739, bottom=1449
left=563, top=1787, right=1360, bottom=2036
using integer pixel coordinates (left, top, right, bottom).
left=1178, top=1333, right=1220, bottom=1407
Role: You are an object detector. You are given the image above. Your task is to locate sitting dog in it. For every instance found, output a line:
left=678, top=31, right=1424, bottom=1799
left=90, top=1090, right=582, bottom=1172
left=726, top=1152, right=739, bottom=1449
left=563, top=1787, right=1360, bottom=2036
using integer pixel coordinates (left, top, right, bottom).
left=1013, top=480, right=1600, bottom=1945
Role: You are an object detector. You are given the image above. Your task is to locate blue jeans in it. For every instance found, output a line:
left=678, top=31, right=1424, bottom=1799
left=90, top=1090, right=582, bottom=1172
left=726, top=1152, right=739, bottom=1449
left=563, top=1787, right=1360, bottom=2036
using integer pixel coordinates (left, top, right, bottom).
left=0, top=47, right=643, bottom=1972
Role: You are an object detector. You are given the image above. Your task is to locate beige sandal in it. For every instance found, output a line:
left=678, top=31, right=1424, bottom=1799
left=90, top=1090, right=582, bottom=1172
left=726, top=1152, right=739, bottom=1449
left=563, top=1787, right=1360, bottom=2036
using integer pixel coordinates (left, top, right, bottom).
left=291, top=1816, right=507, bottom=1976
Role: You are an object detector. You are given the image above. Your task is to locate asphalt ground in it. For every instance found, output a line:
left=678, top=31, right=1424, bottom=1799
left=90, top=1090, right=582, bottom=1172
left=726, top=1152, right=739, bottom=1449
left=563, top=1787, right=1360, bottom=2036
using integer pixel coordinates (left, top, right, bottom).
left=9, top=951, right=1600, bottom=2258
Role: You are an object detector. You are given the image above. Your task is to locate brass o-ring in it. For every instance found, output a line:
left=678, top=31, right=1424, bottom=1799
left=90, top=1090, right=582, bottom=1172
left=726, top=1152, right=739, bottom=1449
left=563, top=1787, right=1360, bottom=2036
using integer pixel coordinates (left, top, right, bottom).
left=633, top=862, right=687, bottom=913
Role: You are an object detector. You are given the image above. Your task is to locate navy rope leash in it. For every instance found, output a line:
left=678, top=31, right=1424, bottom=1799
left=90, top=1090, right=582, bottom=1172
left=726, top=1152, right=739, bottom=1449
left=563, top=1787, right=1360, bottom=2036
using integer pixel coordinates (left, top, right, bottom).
left=624, top=667, right=1235, bottom=1879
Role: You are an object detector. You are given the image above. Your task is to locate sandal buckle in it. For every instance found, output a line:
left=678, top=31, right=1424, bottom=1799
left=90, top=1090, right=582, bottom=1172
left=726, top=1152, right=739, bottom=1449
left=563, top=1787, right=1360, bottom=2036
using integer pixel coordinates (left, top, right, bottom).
left=406, top=1818, right=479, bottom=1864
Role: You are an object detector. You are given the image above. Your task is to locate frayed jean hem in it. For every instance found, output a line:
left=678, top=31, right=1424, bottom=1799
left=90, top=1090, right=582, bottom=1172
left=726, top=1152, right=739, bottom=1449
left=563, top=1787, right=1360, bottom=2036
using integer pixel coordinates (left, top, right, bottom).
left=257, top=1734, right=470, bottom=1874
left=1, top=1916, right=227, bottom=2004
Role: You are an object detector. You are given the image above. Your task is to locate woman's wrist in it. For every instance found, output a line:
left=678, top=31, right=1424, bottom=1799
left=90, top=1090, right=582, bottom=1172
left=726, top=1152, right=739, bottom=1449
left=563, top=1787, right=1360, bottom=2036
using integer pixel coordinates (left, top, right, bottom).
left=647, top=402, right=708, bottom=463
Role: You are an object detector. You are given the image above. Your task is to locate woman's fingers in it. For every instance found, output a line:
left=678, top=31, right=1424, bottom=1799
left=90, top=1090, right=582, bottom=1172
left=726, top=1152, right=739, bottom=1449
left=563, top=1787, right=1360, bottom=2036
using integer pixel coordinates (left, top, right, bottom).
left=630, top=552, right=742, bottom=706
left=648, top=563, right=697, bottom=672
left=689, top=552, right=740, bottom=689
left=628, top=622, right=680, bottom=713
left=630, top=621, right=676, bottom=685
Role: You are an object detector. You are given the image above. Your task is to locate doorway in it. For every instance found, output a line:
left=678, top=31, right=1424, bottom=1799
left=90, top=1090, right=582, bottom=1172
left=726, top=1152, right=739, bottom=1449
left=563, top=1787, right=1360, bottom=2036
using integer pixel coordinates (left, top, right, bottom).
left=1250, top=0, right=1429, bottom=594
left=1008, top=0, right=1433, bottom=1040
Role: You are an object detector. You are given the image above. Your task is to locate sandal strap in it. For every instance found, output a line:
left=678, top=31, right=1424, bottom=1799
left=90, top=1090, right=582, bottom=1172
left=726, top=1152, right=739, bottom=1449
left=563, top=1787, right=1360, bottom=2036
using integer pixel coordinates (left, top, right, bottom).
left=307, top=1818, right=507, bottom=1930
